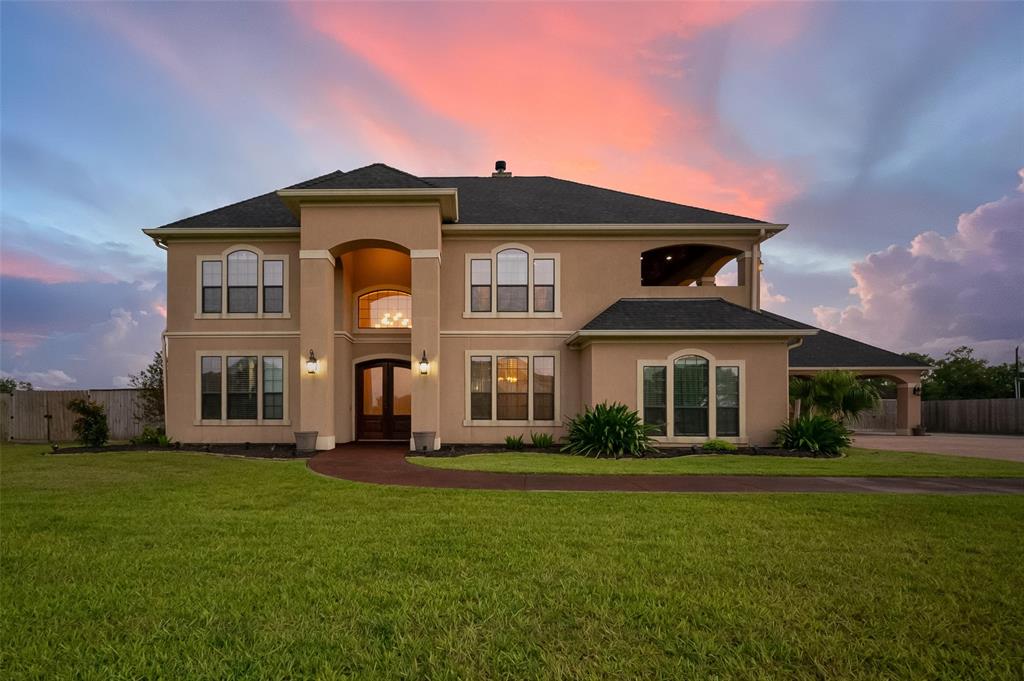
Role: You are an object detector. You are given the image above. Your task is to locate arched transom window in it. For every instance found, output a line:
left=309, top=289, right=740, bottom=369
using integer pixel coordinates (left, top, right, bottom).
left=358, top=290, right=412, bottom=329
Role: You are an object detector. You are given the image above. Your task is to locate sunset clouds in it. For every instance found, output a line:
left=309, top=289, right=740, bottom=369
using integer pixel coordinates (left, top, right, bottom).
left=2, top=1, right=1022, bottom=386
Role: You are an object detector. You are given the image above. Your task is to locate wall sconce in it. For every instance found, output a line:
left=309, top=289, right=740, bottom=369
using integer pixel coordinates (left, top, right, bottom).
left=418, top=349, right=429, bottom=375
left=912, top=384, right=922, bottom=396
left=306, top=349, right=319, bottom=374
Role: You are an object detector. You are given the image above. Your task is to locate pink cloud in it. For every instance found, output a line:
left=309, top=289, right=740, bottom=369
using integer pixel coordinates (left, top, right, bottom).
left=292, top=2, right=796, bottom=218
left=0, top=250, right=94, bottom=285
left=814, top=169, right=1024, bottom=361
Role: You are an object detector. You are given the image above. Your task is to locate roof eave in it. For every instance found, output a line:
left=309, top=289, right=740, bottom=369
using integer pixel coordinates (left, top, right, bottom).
left=276, top=187, right=459, bottom=222
left=566, top=327, right=817, bottom=347
left=443, top=222, right=786, bottom=236
left=142, top=226, right=300, bottom=242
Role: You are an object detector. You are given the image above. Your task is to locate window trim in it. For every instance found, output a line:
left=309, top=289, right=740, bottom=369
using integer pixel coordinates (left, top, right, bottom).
left=463, top=243, right=561, bottom=318
left=636, top=350, right=746, bottom=443
left=463, top=350, right=560, bottom=426
left=194, top=350, right=290, bottom=425
left=352, top=285, right=413, bottom=334
left=194, top=245, right=290, bottom=319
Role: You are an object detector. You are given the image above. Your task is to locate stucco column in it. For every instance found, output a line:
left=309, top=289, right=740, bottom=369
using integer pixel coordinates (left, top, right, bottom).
left=410, top=252, right=441, bottom=450
left=895, top=383, right=921, bottom=435
left=299, top=251, right=336, bottom=449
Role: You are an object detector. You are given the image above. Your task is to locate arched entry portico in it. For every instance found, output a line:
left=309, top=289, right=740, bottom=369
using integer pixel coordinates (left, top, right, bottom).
left=789, top=368, right=925, bottom=435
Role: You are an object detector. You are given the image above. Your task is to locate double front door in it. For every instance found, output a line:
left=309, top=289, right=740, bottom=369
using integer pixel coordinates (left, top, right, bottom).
left=356, top=359, right=412, bottom=441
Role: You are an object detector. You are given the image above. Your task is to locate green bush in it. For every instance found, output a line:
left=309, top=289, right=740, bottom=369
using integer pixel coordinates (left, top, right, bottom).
left=701, top=438, right=737, bottom=452
left=561, top=402, right=656, bottom=459
left=68, top=398, right=110, bottom=447
left=131, top=426, right=172, bottom=446
left=775, top=415, right=851, bottom=456
left=504, top=434, right=525, bottom=450
left=530, top=432, right=555, bottom=448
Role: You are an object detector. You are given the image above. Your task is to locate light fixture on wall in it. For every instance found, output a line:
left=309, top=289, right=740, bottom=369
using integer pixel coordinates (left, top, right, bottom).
left=418, top=350, right=429, bottom=375
left=912, top=384, right=922, bottom=396
left=306, top=349, right=319, bottom=374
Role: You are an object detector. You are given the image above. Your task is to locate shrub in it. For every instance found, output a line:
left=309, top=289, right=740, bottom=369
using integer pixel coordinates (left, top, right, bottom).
left=561, top=402, right=656, bottom=459
left=504, top=434, right=525, bottom=450
left=701, top=438, right=737, bottom=452
left=530, top=432, right=555, bottom=448
left=67, top=398, right=110, bottom=447
left=131, top=426, right=172, bottom=446
left=775, top=415, right=851, bottom=456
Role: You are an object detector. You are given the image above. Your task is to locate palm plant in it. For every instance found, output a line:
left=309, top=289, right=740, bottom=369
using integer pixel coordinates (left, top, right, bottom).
left=789, top=370, right=880, bottom=422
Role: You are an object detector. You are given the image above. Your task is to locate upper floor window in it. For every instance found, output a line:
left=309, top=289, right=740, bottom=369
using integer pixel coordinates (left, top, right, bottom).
left=358, top=289, right=412, bottom=329
left=196, top=246, right=289, bottom=319
left=465, top=244, right=560, bottom=317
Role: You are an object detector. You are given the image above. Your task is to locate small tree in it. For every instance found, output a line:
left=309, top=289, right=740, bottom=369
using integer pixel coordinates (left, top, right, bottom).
left=129, top=351, right=165, bottom=428
left=0, top=378, right=33, bottom=393
left=789, top=371, right=880, bottom=422
left=68, top=398, right=110, bottom=447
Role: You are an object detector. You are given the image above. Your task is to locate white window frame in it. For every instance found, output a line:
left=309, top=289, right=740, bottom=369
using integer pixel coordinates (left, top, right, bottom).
left=636, top=349, right=746, bottom=443
left=194, top=350, right=290, bottom=426
left=195, top=244, right=290, bottom=319
left=463, top=243, right=561, bottom=318
left=463, top=350, right=560, bottom=426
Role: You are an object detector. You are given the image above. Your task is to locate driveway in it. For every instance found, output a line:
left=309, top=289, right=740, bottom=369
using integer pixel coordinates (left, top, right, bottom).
left=854, top=433, right=1024, bottom=463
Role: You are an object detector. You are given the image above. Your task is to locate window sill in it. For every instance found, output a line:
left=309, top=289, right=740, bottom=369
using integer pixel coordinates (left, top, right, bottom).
left=463, top=419, right=559, bottom=427
left=462, top=312, right=562, bottom=319
left=194, top=420, right=292, bottom=427
left=194, top=313, right=291, bottom=320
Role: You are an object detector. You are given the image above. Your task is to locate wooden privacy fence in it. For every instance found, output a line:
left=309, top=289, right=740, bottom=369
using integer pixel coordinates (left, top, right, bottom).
left=848, top=399, right=898, bottom=432
left=1, top=389, right=146, bottom=443
left=922, top=398, right=1024, bottom=435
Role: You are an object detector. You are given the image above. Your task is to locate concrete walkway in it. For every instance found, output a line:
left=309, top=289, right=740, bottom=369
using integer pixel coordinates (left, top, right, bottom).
left=308, top=444, right=1024, bottom=494
left=854, top=433, right=1024, bottom=463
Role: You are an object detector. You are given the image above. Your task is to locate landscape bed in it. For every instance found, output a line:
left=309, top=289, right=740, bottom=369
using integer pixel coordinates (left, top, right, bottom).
left=2, top=443, right=1023, bottom=679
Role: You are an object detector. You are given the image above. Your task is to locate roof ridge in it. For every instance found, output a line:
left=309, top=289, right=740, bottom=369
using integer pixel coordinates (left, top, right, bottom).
left=345, top=162, right=437, bottom=188
left=284, top=169, right=347, bottom=190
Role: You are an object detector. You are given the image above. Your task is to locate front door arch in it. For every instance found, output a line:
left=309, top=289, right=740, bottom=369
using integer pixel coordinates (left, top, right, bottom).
left=355, top=359, right=412, bottom=441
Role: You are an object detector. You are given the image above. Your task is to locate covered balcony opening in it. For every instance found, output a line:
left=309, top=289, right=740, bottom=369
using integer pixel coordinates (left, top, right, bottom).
left=640, top=244, right=743, bottom=287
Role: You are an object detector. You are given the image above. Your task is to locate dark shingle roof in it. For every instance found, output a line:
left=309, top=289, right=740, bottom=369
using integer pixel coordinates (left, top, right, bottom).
left=423, top=176, right=766, bottom=224
left=581, top=299, right=815, bottom=332
left=765, top=315, right=931, bottom=368
left=155, top=164, right=768, bottom=229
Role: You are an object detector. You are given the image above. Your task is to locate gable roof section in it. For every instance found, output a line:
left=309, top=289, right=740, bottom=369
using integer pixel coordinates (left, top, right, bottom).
left=153, top=163, right=770, bottom=229
left=581, top=298, right=815, bottom=332
left=760, top=313, right=931, bottom=369
left=423, top=176, right=766, bottom=225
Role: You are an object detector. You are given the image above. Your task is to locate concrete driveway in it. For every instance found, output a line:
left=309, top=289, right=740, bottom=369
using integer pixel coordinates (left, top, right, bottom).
left=853, top=433, right=1024, bottom=462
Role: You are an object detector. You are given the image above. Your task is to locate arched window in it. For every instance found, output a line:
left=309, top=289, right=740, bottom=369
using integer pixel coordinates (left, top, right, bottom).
left=358, top=290, right=412, bottom=329
left=227, top=250, right=258, bottom=313
left=673, top=355, right=708, bottom=436
left=496, top=248, right=529, bottom=312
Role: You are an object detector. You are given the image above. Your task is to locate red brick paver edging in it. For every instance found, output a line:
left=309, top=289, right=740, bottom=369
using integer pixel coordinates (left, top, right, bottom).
left=308, top=444, right=1024, bottom=494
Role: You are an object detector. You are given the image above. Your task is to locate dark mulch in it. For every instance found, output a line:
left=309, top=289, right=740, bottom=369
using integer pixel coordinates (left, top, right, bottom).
left=421, top=443, right=837, bottom=459
left=49, top=443, right=308, bottom=459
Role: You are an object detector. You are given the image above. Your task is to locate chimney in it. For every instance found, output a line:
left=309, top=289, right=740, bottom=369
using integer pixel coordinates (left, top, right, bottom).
left=492, top=160, right=511, bottom=177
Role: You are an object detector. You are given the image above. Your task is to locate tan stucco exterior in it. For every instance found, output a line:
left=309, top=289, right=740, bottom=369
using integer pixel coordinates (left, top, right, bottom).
left=151, top=179, right=921, bottom=451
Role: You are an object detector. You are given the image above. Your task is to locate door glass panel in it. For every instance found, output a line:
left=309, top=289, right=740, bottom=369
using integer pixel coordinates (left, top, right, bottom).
left=392, top=366, right=412, bottom=416
left=361, top=366, right=384, bottom=415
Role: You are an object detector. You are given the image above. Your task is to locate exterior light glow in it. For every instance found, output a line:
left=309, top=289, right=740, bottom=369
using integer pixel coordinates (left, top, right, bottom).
left=306, top=349, right=319, bottom=374
left=665, top=255, right=673, bottom=261
left=418, top=350, right=429, bottom=375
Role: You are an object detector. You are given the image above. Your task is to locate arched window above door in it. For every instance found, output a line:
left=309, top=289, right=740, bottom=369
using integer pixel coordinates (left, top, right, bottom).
left=358, top=289, right=412, bottom=329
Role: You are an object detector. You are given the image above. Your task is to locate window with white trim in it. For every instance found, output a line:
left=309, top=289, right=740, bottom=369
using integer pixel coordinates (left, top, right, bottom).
left=197, top=351, right=288, bottom=423
left=195, top=247, right=289, bottom=318
left=358, top=289, right=412, bottom=329
left=639, top=352, right=743, bottom=440
left=466, top=351, right=559, bottom=424
left=464, top=245, right=560, bottom=317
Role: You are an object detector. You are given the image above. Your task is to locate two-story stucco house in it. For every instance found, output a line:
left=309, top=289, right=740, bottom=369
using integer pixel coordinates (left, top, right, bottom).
left=145, top=162, right=928, bottom=451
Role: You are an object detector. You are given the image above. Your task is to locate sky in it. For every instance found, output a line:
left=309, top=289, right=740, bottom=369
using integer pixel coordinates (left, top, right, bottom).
left=1, top=1, right=1022, bottom=388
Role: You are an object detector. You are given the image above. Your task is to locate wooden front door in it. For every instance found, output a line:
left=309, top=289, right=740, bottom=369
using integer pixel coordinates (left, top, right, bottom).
left=356, top=360, right=412, bottom=441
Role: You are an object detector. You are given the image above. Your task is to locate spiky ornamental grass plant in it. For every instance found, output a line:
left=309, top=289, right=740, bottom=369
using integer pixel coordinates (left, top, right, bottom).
left=561, top=402, right=657, bottom=458
left=775, top=414, right=852, bottom=457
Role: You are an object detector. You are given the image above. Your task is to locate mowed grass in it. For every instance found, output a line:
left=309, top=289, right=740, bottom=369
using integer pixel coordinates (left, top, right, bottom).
left=409, top=447, right=1024, bottom=477
left=2, top=444, right=1023, bottom=680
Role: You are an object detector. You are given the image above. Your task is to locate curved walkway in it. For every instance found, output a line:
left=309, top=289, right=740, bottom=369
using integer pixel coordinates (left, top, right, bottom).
left=308, top=445, right=1024, bottom=494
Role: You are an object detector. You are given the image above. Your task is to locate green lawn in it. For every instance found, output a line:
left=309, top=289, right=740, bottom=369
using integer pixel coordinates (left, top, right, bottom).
left=2, top=444, right=1023, bottom=680
left=409, top=447, right=1024, bottom=478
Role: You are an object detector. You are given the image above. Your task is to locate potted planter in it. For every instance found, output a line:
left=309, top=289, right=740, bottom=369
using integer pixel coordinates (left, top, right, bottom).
left=294, top=430, right=318, bottom=454
left=912, top=425, right=927, bottom=436
left=412, top=431, right=436, bottom=452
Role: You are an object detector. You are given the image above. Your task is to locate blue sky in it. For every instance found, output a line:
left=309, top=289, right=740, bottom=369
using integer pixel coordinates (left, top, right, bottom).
left=1, top=1, right=1022, bottom=387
